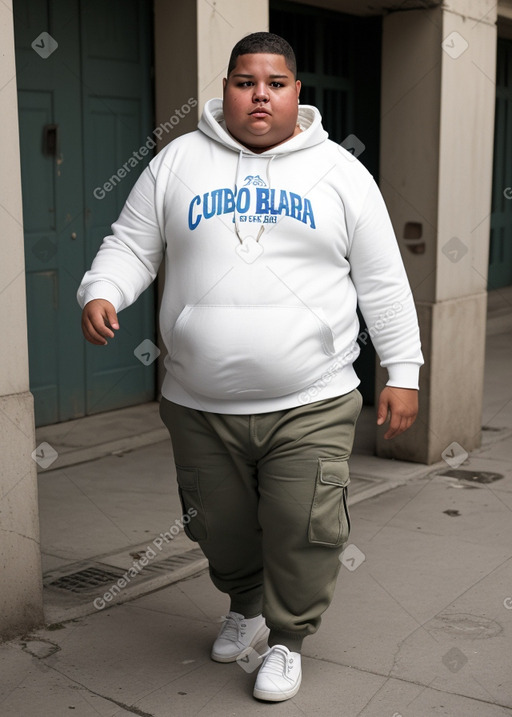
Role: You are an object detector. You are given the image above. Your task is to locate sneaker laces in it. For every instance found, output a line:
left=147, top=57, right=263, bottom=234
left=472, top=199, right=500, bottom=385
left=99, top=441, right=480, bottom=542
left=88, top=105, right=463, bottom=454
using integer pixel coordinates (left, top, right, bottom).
left=218, top=614, right=245, bottom=642
left=260, top=646, right=290, bottom=675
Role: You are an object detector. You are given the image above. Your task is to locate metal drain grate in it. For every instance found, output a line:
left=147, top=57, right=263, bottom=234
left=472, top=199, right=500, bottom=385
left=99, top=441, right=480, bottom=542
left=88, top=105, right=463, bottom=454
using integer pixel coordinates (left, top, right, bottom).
left=45, top=548, right=206, bottom=593
left=48, top=566, right=124, bottom=593
left=439, top=469, right=503, bottom=484
left=141, top=548, right=205, bottom=574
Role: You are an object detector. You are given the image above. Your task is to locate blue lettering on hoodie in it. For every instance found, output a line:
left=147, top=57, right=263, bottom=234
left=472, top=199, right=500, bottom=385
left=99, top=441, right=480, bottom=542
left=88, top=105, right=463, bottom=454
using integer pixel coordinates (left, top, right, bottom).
left=188, top=187, right=316, bottom=230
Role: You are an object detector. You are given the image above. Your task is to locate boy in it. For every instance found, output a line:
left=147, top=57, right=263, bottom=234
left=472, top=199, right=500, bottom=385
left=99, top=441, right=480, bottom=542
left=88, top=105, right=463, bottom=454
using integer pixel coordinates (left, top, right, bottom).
left=79, top=32, right=422, bottom=702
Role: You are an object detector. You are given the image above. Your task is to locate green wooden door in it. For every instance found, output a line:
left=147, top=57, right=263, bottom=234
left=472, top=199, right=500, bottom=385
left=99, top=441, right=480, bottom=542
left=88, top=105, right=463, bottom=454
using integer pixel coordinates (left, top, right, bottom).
left=270, top=1, right=382, bottom=404
left=489, top=38, right=512, bottom=290
left=14, top=0, right=156, bottom=426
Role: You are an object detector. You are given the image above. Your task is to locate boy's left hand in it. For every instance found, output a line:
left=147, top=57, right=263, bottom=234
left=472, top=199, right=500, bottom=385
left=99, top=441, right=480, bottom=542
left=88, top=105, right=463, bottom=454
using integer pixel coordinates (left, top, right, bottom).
left=377, top=387, right=418, bottom=439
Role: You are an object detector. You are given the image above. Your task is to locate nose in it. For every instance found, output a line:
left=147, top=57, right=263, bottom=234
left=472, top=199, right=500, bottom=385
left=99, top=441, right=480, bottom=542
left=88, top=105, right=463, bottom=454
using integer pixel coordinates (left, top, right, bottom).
left=253, top=83, right=269, bottom=102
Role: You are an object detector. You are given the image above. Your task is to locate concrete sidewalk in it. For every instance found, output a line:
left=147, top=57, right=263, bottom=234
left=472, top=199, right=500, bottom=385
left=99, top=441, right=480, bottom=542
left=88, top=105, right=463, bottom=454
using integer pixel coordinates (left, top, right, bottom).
left=1, top=321, right=512, bottom=715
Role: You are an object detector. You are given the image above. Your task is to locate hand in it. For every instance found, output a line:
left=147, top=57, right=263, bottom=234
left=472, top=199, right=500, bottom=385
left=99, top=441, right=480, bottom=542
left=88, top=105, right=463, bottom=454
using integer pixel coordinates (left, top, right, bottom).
left=377, top=386, right=418, bottom=440
left=81, top=299, right=119, bottom=345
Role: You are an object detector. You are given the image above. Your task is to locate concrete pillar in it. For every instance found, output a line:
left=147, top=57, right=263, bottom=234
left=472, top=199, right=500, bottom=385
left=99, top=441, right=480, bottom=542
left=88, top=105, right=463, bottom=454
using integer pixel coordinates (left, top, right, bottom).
left=0, top=1, right=44, bottom=640
left=154, top=0, right=269, bottom=141
left=377, top=1, right=497, bottom=464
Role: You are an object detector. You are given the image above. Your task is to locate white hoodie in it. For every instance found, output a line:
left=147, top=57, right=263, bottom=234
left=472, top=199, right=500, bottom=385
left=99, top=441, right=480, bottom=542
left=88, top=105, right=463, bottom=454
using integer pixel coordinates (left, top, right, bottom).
left=77, top=99, right=423, bottom=413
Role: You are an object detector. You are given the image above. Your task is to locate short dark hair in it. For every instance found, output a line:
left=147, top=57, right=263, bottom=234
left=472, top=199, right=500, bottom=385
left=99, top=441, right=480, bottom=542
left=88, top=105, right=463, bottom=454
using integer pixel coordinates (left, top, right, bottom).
left=227, top=32, right=297, bottom=79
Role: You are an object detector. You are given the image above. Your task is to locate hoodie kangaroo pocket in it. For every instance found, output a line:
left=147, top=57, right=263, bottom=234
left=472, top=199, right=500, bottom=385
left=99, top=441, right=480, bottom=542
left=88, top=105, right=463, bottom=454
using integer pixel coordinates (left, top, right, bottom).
left=169, top=304, right=335, bottom=400
left=308, top=457, right=351, bottom=547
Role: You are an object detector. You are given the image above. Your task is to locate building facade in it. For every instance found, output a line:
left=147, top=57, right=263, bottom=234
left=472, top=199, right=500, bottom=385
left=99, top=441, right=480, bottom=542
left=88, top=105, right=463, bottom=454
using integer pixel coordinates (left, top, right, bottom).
left=0, top=0, right=509, bottom=637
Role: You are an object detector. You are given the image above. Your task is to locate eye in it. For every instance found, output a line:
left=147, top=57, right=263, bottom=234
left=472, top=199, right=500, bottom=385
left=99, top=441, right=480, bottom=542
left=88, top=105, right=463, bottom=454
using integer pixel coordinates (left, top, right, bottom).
left=270, top=82, right=284, bottom=88
left=237, top=81, right=254, bottom=87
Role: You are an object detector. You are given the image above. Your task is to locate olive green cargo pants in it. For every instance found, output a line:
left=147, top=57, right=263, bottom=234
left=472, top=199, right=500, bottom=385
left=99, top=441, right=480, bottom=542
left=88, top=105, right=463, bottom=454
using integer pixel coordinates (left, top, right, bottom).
left=159, top=389, right=362, bottom=652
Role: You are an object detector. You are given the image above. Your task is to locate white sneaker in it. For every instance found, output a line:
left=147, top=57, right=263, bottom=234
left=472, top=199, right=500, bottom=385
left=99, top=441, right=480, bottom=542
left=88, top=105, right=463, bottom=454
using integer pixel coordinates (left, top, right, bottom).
left=253, top=644, right=302, bottom=702
left=211, top=611, right=269, bottom=663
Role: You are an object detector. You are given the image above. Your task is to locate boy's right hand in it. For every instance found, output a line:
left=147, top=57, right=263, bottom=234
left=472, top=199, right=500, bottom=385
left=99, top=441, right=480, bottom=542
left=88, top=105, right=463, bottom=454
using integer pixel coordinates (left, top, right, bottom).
left=81, top=299, right=119, bottom=345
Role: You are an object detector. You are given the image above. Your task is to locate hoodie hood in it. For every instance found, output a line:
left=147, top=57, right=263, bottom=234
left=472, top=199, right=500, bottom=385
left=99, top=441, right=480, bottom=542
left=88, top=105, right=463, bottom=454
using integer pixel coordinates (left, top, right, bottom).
left=197, top=98, right=330, bottom=253
left=198, top=97, right=328, bottom=155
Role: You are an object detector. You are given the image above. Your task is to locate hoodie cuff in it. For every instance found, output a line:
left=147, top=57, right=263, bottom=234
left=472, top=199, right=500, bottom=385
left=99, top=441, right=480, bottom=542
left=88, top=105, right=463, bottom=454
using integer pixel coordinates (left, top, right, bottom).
left=385, top=363, right=421, bottom=390
left=77, top=281, right=123, bottom=312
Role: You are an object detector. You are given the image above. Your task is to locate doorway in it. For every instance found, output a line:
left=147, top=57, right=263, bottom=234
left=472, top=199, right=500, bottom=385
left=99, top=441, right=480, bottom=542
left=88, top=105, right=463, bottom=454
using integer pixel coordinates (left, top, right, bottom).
left=14, top=0, right=156, bottom=426
left=270, top=1, right=382, bottom=403
left=489, top=37, right=512, bottom=290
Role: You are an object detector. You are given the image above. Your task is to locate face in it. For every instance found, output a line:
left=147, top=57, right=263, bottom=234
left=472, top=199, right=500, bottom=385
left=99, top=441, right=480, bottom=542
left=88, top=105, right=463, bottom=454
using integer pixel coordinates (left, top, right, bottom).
left=222, top=53, right=301, bottom=153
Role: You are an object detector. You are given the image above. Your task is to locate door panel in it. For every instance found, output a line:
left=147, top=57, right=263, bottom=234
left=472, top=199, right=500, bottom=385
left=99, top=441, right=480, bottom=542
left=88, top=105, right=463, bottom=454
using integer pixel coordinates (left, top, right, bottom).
left=15, top=0, right=86, bottom=425
left=14, top=0, right=155, bottom=425
left=19, top=92, right=59, bottom=425
left=25, top=272, right=59, bottom=425
left=81, top=1, right=155, bottom=414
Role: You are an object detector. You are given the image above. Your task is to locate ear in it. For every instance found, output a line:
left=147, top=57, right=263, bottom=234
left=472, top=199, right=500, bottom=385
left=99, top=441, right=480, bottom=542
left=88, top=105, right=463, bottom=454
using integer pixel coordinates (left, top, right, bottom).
left=222, top=77, right=227, bottom=93
left=295, top=79, right=301, bottom=99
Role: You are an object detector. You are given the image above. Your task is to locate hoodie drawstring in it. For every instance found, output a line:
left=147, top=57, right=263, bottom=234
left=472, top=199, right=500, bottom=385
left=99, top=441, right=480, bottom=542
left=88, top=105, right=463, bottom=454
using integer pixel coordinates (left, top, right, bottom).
left=233, top=152, right=275, bottom=247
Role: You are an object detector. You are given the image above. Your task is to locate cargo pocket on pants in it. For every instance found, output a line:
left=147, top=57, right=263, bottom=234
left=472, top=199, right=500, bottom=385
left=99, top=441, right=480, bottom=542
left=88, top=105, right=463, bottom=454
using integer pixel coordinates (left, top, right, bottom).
left=308, top=457, right=351, bottom=547
left=175, top=466, right=208, bottom=541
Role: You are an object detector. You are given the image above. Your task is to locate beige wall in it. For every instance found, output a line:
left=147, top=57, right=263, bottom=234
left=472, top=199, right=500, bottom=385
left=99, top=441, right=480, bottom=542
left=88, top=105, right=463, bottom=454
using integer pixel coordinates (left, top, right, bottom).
left=378, top=10, right=441, bottom=304
left=0, top=0, right=44, bottom=640
left=377, top=1, right=497, bottom=463
left=154, top=0, right=269, bottom=144
left=437, top=2, right=496, bottom=301
left=197, top=0, right=269, bottom=109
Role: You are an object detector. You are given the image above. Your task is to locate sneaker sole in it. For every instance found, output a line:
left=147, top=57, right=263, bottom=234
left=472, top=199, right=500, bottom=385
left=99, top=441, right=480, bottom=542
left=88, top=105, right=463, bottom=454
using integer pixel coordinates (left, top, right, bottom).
left=253, top=672, right=302, bottom=702
left=210, top=624, right=269, bottom=663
